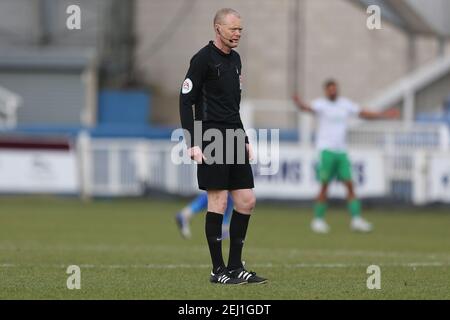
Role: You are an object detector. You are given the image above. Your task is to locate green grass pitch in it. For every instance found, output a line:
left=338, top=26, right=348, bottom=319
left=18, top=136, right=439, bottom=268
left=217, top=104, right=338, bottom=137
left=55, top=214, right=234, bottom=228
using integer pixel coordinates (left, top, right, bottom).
left=0, top=196, right=449, bottom=299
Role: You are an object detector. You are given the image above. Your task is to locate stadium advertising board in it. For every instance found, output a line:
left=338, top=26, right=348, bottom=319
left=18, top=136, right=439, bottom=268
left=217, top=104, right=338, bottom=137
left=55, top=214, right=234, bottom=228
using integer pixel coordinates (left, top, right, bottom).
left=253, top=147, right=386, bottom=199
left=0, top=139, right=79, bottom=193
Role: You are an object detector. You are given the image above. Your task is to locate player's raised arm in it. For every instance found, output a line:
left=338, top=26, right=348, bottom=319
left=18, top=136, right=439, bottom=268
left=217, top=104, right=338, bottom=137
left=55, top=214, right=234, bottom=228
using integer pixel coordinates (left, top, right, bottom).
left=292, top=94, right=315, bottom=113
left=358, top=107, right=401, bottom=120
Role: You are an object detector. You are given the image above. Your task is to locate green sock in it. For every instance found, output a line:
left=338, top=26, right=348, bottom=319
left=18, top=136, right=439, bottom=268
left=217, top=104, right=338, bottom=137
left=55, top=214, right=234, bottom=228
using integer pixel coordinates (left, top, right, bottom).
left=348, top=199, right=361, bottom=218
left=314, top=202, right=327, bottom=219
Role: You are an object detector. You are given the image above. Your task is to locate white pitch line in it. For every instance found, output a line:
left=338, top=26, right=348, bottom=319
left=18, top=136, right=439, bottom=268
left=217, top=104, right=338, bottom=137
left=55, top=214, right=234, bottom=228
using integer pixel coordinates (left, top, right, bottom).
left=1, top=262, right=449, bottom=269
left=1, top=244, right=449, bottom=260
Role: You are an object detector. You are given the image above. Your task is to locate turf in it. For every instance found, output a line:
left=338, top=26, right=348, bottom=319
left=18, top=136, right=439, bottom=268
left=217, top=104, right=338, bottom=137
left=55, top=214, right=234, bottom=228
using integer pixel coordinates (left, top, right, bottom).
left=0, top=196, right=449, bottom=299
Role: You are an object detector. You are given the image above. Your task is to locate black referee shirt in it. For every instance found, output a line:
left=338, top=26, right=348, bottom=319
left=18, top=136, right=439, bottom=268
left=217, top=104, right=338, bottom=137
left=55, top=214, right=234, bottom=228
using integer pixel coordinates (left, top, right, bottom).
left=179, top=41, right=246, bottom=147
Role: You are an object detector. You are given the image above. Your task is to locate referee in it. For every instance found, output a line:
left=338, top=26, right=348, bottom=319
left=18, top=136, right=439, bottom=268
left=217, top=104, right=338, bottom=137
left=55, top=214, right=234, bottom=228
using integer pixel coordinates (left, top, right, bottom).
left=179, top=8, right=267, bottom=285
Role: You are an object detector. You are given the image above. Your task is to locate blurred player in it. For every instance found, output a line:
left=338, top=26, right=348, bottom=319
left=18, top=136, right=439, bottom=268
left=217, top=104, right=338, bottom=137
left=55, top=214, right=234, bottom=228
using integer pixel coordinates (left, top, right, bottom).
left=175, top=193, right=233, bottom=239
left=293, top=79, right=400, bottom=233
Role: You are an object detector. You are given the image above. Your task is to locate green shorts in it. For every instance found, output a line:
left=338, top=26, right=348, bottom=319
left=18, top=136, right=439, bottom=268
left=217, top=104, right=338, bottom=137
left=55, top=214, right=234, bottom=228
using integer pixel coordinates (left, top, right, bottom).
left=317, top=150, right=352, bottom=183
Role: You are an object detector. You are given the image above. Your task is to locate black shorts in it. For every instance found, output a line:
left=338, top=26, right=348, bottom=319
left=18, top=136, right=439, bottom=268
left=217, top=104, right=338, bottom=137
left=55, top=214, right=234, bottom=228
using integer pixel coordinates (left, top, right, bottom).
left=197, top=122, right=254, bottom=191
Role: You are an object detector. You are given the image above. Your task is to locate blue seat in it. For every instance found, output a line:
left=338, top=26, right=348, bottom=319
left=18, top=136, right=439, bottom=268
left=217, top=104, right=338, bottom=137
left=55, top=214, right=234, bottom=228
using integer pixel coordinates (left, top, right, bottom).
left=98, top=90, right=151, bottom=125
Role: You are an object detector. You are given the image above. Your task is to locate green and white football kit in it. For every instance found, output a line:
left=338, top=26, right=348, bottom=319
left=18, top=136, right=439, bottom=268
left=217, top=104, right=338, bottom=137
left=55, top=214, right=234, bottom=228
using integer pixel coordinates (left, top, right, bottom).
left=311, top=97, right=359, bottom=183
left=310, top=97, right=372, bottom=233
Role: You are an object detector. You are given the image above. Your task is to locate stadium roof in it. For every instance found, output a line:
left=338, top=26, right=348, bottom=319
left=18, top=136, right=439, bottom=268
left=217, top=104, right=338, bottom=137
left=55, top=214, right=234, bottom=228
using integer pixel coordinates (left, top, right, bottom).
left=351, top=0, right=450, bottom=37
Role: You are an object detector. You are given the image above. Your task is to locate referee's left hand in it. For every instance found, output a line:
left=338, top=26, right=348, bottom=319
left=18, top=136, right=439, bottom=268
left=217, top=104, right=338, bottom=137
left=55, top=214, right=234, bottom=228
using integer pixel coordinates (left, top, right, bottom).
left=246, top=143, right=254, bottom=161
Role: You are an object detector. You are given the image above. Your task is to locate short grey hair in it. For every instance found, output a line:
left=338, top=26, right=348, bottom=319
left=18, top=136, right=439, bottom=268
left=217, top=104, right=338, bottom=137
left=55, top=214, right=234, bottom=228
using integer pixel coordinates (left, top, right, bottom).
left=213, top=8, right=240, bottom=25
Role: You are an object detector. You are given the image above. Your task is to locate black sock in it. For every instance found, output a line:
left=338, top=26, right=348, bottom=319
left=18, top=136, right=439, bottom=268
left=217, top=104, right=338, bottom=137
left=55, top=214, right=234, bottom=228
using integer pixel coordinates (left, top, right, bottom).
left=205, top=211, right=225, bottom=272
left=227, top=210, right=251, bottom=270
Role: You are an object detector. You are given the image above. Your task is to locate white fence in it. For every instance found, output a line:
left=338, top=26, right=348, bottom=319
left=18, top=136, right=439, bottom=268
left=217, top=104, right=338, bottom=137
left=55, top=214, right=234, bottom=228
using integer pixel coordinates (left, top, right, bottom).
left=78, top=133, right=197, bottom=198
left=347, top=122, right=449, bottom=204
left=2, top=94, right=448, bottom=204
left=76, top=125, right=450, bottom=204
left=237, top=100, right=450, bottom=204
left=70, top=96, right=450, bottom=204
left=0, top=86, right=21, bottom=128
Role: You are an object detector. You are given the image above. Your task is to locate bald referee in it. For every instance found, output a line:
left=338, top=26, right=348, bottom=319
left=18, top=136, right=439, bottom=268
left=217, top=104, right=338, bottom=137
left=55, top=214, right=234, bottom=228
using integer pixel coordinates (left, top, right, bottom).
left=179, top=8, right=267, bottom=285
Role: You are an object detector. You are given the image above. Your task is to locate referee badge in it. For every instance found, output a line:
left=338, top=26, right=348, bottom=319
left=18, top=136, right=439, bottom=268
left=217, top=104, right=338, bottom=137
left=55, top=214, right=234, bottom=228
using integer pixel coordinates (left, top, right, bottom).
left=182, top=78, right=193, bottom=94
